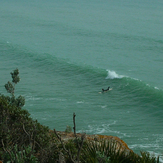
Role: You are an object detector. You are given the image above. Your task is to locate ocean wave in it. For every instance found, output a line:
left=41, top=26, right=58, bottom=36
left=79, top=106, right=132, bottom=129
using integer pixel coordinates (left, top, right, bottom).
left=78, top=122, right=130, bottom=138
left=1, top=41, right=163, bottom=111
left=103, top=69, right=163, bottom=111
left=105, top=70, right=125, bottom=79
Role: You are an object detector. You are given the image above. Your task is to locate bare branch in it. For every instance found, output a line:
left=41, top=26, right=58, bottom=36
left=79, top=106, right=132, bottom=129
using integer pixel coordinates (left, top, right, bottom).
left=73, top=113, right=85, bottom=163
left=73, top=113, right=76, bottom=136
left=22, top=123, right=30, bottom=136
left=54, top=129, right=75, bottom=163
left=2, top=139, right=14, bottom=163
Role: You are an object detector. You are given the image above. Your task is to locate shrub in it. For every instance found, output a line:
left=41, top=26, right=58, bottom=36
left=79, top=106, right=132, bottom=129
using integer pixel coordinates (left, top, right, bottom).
left=65, top=125, right=72, bottom=133
left=0, top=69, right=59, bottom=162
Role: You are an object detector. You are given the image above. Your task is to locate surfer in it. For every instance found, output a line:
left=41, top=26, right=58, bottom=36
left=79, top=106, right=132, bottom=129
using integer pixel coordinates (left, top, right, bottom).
left=102, top=87, right=110, bottom=92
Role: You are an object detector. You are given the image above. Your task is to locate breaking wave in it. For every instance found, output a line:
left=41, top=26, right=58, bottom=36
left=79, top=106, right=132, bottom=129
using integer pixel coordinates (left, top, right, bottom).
left=105, top=70, right=125, bottom=79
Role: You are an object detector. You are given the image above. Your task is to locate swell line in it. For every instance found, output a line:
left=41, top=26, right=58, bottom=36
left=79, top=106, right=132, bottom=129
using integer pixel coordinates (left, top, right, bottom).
left=105, top=70, right=163, bottom=113
left=1, top=41, right=163, bottom=112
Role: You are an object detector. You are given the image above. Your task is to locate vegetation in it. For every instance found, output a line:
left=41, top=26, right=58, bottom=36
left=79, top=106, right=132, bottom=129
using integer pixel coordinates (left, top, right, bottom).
left=65, top=126, right=72, bottom=133
left=0, top=69, right=160, bottom=163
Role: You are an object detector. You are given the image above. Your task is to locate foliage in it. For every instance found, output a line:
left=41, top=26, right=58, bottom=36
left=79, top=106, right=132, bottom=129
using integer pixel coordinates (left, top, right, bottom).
left=139, top=152, right=159, bottom=163
left=81, top=139, right=160, bottom=163
left=65, top=125, right=72, bottom=133
left=3, top=144, right=38, bottom=163
left=96, top=151, right=110, bottom=163
left=4, top=68, right=25, bottom=108
left=0, top=69, right=59, bottom=163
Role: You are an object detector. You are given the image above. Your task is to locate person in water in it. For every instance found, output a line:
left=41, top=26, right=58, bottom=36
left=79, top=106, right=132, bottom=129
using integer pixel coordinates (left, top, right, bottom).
left=102, top=87, right=110, bottom=92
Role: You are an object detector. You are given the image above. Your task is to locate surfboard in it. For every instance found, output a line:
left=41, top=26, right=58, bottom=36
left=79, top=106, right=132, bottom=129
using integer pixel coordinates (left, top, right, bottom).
left=99, top=88, right=112, bottom=94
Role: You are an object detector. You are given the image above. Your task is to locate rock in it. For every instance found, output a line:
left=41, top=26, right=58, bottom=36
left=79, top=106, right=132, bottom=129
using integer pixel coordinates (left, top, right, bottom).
left=53, top=130, right=133, bottom=155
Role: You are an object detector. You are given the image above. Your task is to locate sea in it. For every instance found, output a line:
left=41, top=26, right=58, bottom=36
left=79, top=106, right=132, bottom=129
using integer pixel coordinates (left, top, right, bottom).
left=0, top=0, right=163, bottom=161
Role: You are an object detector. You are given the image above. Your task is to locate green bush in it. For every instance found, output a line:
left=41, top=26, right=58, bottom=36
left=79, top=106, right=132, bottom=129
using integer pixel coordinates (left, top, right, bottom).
left=81, top=139, right=160, bottom=163
left=0, top=69, right=59, bottom=163
left=65, top=125, right=72, bottom=133
left=3, top=144, right=38, bottom=163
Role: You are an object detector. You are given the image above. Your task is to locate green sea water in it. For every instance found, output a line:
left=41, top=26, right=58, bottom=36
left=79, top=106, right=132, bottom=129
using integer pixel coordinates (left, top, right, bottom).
left=0, top=0, right=163, bottom=160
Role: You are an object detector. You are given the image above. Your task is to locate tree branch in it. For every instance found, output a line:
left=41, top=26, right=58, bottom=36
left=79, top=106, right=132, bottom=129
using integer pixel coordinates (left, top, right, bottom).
left=54, top=129, right=75, bottom=163
left=2, top=139, right=14, bottom=163
left=73, top=112, right=85, bottom=162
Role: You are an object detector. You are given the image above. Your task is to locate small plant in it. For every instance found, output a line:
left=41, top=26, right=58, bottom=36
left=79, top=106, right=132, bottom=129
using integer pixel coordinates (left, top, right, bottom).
left=4, top=69, right=25, bottom=108
left=140, top=151, right=159, bottom=163
left=96, top=151, right=110, bottom=163
left=65, top=125, right=72, bottom=133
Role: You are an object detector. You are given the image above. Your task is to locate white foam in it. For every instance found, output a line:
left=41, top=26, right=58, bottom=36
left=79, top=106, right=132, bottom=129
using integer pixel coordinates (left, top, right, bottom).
left=96, top=128, right=106, bottom=134
left=106, top=70, right=124, bottom=79
left=26, top=96, right=42, bottom=101
left=129, top=145, right=163, bottom=163
left=101, top=105, right=107, bottom=109
left=129, top=143, right=159, bottom=149
left=77, top=101, right=84, bottom=104
left=44, top=97, right=67, bottom=102
left=154, top=87, right=159, bottom=90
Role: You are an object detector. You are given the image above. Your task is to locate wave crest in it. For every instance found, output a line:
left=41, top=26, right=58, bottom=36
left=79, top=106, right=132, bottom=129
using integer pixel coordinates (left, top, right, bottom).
left=106, top=70, right=124, bottom=79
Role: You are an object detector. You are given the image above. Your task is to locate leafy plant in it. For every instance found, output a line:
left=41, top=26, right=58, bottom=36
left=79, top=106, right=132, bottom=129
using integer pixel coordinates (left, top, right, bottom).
left=139, top=151, right=159, bottom=163
left=65, top=125, right=72, bottom=133
left=0, top=69, right=59, bottom=163
left=81, top=139, right=136, bottom=163
left=4, top=68, right=25, bottom=108
left=3, top=144, right=38, bottom=163
left=96, top=151, right=110, bottom=163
